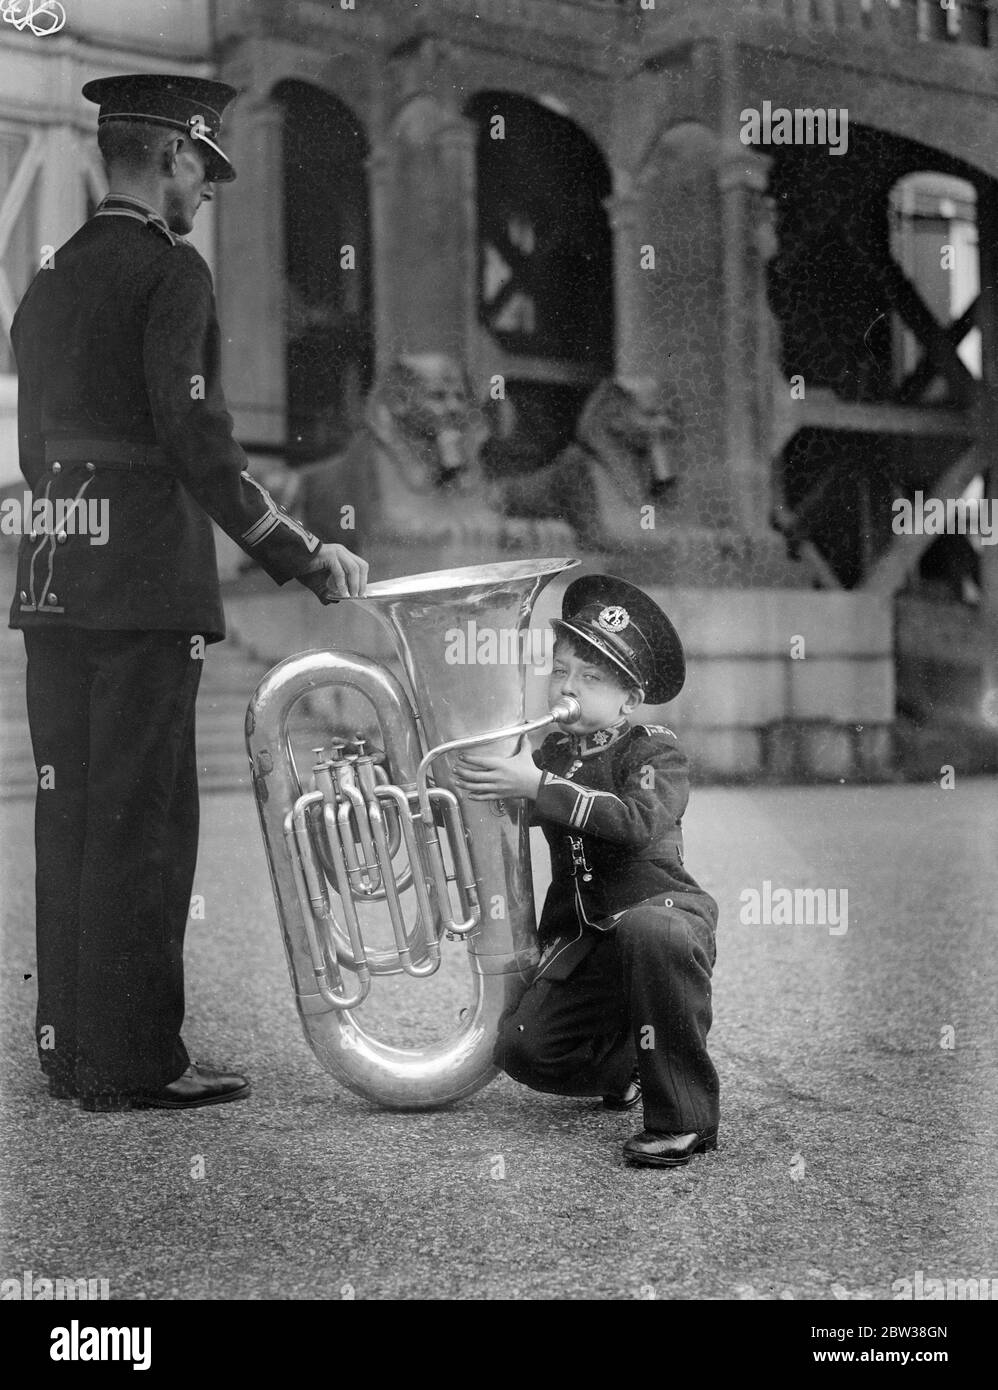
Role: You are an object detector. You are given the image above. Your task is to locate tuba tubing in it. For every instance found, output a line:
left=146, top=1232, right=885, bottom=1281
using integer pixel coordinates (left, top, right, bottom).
left=246, top=558, right=580, bottom=1110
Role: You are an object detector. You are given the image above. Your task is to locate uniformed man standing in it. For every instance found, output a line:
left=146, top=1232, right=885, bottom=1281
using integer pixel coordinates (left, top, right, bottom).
left=8, top=74, right=367, bottom=1112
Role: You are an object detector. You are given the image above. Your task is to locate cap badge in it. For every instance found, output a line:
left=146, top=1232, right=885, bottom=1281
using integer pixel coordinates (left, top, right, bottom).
left=597, top=605, right=630, bottom=634
left=189, top=113, right=209, bottom=139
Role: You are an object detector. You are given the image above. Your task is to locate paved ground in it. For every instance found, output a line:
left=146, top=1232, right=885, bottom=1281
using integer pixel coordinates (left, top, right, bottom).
left=1, top=774, right=995, bottom=1301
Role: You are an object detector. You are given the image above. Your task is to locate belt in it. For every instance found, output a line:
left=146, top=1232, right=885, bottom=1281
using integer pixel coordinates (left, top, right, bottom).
left=44, top=438, right=171, bottom=471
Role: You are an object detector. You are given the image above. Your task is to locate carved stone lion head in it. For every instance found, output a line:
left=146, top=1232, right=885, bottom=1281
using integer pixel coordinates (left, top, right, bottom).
left=577, top=377, right=682, bottom=503
left=368, top=353, right=488, bottom=493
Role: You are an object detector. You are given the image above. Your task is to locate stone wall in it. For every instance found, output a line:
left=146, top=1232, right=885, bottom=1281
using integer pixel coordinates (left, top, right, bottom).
left=223, top=570, right=896, bottom=782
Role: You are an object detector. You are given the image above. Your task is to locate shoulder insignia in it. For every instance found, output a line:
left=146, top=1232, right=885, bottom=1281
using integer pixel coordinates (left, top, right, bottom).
left=632, top=723, right=677, bottom=740
left=136, top=209, right=178, bottom=246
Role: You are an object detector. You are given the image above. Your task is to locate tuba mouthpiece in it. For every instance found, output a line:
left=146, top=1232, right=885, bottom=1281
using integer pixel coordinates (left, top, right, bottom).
left=550, top=696, right=581, bottom=725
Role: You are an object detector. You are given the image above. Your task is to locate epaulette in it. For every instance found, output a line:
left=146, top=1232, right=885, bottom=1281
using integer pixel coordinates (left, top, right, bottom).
left=149, top=221, right=178, bottom=247
left=631, top=722, right=677, bottom=740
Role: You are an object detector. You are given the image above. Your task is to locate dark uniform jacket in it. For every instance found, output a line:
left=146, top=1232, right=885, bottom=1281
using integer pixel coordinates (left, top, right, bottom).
left=531, top=718, right=718, bottom=975
left=8, top=195, right=321, bottom=642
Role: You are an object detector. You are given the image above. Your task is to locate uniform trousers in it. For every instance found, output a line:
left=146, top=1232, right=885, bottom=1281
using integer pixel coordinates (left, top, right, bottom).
left=23, top=628, right=201, bottom=1096
left=494, top=897, right=719, bottom=1135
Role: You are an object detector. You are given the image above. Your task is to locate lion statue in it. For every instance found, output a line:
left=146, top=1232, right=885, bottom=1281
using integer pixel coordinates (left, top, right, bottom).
left=245, top=368, right=680, bottom=555
left=488, top=377, right=682, bottom=545
left=287, top=353, right=572, bottom=551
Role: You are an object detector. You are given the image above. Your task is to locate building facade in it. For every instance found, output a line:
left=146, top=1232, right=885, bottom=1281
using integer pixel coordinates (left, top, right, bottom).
left=3, top=0, right=997, bottom=775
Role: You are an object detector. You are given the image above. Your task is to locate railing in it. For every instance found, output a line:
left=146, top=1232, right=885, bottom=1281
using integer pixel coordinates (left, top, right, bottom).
left=744, top=0, right=991, bottom=47
left=292, top=2, right=991, bottom=49
left=442, top=0, right=627, bottom=36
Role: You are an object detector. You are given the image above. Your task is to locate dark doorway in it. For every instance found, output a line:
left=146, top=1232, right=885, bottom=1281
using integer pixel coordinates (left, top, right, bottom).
left=277, top=80, right=373, bottom=461
left=466, top=91, right=613, bottom=465
left=763, top=123, right=990, bottom=587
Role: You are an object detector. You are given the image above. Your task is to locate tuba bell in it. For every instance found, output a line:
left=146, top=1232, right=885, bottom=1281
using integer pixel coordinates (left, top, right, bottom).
left=245, top=557, right=581, bottom=1110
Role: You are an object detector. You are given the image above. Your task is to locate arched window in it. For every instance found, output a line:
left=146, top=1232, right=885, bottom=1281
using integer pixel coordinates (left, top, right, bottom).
left=889, top=172, right=980, bottom=397
left=466, top=92, right=612, bottom=374
left=466, top=91, right=613, bottom=467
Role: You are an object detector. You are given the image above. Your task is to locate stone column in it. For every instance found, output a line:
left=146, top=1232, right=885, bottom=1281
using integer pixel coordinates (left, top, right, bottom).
left=717, top=142, right=776, bottom=536
left=438, top=116, right=479, bottom=375
left=367, top=142, right=396, bottom=379
left=368, top=100, right=478, bottom=369
left=216, top=94, right=286, bottom=447
left=605, top=170, right=644, bottom=381
left=624, top=122, right=730, bottom=532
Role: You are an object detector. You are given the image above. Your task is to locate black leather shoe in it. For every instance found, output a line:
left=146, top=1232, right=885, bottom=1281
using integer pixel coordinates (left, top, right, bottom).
left=132, top=1063, right=250, bottom=1110
left=602, top=1071, right=642, bottom=1111
left=623, top=1129, right=718, bottom=1167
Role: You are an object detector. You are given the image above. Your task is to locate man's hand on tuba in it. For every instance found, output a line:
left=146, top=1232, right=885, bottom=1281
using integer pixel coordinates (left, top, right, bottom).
left=297, top=543, right=369, bottom=602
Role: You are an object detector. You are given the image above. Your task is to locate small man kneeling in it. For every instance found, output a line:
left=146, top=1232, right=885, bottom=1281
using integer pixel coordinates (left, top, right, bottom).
left=454, top=574, right=719, bottom=1167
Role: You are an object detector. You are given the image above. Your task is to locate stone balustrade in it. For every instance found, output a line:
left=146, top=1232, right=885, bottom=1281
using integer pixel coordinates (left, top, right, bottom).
left=459, top=0, right=991, bottom=49
left=705, top=0, right=989, bottom=47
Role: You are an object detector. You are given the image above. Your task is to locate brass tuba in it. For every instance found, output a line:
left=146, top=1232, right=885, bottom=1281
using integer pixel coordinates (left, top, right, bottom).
left=245, top=558, right=580, bottom=1110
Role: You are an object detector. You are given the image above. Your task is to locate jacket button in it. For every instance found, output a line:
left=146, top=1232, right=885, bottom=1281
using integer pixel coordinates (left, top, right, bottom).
left=56, top=531, right=67, bottom=543
left=664, top=898, right=673, bottom=908
left=19, top=591, right=26, bottom=601
left=51, top=461, right=61, bottom=473
left=47, top=593, right=58, bottom=604
left=582, top=873, right=592, bottom=883
left=85, top=462, right=96, bottom=473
